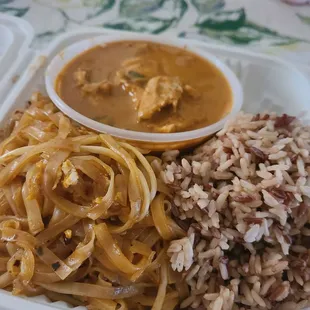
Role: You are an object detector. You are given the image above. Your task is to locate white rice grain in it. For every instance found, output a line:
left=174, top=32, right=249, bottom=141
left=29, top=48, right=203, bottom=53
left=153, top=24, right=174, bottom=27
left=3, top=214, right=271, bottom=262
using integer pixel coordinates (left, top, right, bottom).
left=262, top=189, right=279, bottom=207
left=268, top=151, right=287, bottom=160
left=244, top=224, right=260, bottom=243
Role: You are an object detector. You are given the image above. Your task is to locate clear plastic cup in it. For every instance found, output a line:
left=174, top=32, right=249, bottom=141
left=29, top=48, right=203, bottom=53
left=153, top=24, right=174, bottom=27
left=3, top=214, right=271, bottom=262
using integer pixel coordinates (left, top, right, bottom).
left=45, top=34, right=243, bottom=151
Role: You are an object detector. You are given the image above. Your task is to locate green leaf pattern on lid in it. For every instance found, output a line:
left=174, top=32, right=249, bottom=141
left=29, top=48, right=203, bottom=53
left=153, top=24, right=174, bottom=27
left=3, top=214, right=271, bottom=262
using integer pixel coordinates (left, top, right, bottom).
left=297, top=13, right=310, bottom=25
left=191, top=0, right=225, bottom=13
left=104, top=0, right=188, bottom=34
left=0, top=0, right=309, bottom=58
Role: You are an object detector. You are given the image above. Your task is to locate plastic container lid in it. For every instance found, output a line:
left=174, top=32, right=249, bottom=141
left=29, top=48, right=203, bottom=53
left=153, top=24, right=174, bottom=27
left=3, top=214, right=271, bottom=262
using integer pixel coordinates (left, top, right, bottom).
left=0, top=13, right=34, bottom=104
left=0, top=24, right=14, bottom=74
left=45, top=34, right=243, bottom=150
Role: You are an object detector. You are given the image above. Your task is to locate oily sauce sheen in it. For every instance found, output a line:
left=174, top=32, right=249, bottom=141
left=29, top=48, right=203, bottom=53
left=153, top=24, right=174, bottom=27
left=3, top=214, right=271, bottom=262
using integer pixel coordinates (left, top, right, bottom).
left=56, top=41, right=232, bottom=133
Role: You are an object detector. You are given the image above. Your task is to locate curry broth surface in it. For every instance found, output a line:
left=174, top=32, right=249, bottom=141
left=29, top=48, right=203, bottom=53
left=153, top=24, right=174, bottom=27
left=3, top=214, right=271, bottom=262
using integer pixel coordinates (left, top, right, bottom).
left=56, top=41, right=232, bottom=133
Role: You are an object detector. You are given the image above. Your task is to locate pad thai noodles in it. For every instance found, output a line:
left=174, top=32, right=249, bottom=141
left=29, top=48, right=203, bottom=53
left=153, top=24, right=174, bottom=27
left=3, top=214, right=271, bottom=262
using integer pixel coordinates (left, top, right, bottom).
left=0, top=93, right=185, bottom=309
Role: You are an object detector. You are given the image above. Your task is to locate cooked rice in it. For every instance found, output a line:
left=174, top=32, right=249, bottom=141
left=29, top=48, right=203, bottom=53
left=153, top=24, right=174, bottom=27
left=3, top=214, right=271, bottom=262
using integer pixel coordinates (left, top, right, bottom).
left=163, top=113, right=310, bottom=310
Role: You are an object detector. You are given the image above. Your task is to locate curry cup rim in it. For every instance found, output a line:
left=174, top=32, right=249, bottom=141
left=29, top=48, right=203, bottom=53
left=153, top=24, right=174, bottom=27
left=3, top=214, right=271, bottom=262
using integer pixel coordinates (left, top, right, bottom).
left=45, top=33, right=243, bottom=144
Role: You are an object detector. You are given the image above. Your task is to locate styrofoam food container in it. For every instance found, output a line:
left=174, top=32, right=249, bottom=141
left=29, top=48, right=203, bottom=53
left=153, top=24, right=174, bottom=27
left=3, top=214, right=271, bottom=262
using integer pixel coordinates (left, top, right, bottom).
left=45, top=34, right=243, bottom=151
left=0, top=13, right=34, bottom=105
left=0, top=24, right=14, bottom=73
left=0, top=26, right=310, bottom=310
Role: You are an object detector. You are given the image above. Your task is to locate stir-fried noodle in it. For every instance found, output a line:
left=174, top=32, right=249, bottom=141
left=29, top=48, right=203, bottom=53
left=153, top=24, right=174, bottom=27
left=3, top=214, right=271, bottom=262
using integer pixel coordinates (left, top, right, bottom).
left=0, top=93, right=185, bottom=309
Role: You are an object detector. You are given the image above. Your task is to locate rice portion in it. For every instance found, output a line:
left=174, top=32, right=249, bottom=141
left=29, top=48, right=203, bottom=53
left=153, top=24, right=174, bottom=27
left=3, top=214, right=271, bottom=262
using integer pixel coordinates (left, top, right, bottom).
left=161, top=113, right=310, bottom=310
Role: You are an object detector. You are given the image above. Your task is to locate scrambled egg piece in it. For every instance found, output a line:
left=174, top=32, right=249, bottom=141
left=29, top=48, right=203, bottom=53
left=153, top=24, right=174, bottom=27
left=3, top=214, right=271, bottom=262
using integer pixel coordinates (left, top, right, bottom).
left=61, top=160, right=79, bottom=189
left=52, top=166, right=63, bottom=190
left=27, top=160, right=45, bottom=200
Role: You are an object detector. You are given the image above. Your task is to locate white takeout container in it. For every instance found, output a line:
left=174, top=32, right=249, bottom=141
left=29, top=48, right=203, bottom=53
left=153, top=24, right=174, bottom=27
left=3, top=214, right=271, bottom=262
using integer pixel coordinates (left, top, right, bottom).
left=0, top=13, right=34, bottom=106
left=45, top=34, right=243, bottom=150
left=0, top=15, right=310, bottom=310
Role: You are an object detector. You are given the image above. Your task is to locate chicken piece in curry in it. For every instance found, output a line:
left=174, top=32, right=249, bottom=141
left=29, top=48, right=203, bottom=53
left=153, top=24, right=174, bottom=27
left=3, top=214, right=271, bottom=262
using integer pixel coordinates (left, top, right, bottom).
left=56, top=41, right=232, bottom=133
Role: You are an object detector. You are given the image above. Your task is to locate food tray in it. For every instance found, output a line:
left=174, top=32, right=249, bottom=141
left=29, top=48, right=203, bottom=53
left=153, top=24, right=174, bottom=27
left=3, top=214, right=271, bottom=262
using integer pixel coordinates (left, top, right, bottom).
left=0, top=23, right=310, bottom=310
